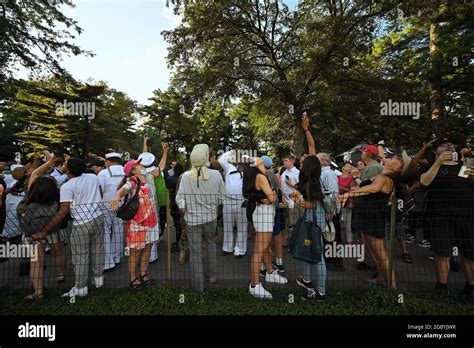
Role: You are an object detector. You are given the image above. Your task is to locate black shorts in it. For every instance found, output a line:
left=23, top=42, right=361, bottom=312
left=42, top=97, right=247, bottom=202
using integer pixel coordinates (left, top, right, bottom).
left=425, top=215, right=474, bottom=261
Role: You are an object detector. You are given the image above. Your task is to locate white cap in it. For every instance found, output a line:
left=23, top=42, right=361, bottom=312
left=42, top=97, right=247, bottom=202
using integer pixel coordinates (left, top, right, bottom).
left=138, top=152, right=155, bottom=167
left=105, top=152, right=122, bottom=159
left=10, top=164, right=24, bottom=172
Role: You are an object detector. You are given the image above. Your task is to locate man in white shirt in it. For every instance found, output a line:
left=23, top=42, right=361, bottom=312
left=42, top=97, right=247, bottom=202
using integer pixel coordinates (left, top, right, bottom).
left=218, top=149, right=247, bottom=257
left=98, top=152, right=125, bottom=272
left=35, top=158, right=104, bottom=298
left=280, top=155, right=302, bottom=240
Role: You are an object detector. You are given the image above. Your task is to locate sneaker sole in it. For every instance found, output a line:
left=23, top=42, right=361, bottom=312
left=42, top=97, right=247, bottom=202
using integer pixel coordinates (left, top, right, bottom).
left=249, top=293, right=273, bottom=300
left=266, top=277, right=288, bottom=284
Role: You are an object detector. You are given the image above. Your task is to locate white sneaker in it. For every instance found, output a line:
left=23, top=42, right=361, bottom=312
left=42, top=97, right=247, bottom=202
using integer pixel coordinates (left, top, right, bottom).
left=93, top=276, right=104, bottom=288
left=62, top=286, right=88, bottom=298
left=249, top=283, right=273, bottom=299
left=265, top=270, right=288, bottom=284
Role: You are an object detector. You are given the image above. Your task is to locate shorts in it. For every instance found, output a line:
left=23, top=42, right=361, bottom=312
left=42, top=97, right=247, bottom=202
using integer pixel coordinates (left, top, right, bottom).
left=252, top=204, right=275, bottom=233
left=425, top=215, right=474, bottom=261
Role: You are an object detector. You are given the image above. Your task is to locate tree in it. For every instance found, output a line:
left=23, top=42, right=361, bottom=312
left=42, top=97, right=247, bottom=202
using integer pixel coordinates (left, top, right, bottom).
left=163, top=0, right=403, bottom=156
left=2, top=77, right=139, bottom=159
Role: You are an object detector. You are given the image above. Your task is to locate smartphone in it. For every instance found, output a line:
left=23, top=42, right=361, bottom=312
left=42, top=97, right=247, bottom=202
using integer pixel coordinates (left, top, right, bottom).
left=285, top=175, right=290, bottom=181
left=458, top=165, right=469, bottom=178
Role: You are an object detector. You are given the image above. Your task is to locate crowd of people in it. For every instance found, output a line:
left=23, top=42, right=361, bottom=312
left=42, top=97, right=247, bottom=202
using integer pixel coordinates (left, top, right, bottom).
left=0, top=114, right=473, bottom=302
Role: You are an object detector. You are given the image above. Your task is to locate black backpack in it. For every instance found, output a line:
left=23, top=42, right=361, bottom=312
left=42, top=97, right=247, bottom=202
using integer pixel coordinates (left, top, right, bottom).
left=116, top=178, right=141, bottom=221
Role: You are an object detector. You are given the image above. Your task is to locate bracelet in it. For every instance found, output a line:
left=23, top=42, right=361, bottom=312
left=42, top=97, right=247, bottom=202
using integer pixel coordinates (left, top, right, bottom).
left=303, top=129, right=309, bottom=132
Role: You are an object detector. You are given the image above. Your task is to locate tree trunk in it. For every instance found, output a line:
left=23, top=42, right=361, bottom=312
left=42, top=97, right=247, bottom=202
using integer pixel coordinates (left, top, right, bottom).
left=291, top=116, right=304, bottom=158
left=429, top=22, right=446, bottom=137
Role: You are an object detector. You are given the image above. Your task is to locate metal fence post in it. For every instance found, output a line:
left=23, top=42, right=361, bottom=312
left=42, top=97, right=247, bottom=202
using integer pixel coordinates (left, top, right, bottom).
left=387, top=196, right=397, bottom=289
left=166, top=190, right=172, bottom=280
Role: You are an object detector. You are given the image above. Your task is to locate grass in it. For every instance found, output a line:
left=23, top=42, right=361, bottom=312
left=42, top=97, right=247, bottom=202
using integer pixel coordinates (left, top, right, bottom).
left=1, top=286, right=473, bottom=315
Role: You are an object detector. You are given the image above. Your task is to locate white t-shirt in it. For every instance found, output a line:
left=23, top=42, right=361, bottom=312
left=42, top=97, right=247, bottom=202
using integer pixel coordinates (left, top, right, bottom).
left=60, top=174, right=103, bottom=225
left=98, top=165, right=125, bottom=203
left=50, top=167, right=68, bottom=187
left=281, top=167, right=300, bottom=205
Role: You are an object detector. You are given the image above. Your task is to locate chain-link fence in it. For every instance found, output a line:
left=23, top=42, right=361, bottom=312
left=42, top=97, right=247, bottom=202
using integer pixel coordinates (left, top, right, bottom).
left=0, top=191, right=472, bottom=298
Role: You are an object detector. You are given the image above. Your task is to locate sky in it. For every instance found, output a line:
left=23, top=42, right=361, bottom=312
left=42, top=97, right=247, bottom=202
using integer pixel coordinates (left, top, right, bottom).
left=16, top=0, right=298, bottom=106
left=45, top=0, right=181, bottom=106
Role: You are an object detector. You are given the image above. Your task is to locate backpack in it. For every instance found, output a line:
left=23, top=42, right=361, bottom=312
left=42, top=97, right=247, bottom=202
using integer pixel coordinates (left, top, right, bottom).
left=116, top=178, right=141, bottom=221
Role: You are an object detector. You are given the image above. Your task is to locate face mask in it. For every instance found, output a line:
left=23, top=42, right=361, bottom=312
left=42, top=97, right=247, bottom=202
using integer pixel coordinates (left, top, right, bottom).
left=140, top=169, right=147, bottom=175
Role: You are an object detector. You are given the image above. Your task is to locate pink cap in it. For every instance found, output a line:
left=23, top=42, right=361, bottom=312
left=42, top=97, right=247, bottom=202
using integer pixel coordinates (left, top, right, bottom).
left=123, top=158, right=142, bottom=176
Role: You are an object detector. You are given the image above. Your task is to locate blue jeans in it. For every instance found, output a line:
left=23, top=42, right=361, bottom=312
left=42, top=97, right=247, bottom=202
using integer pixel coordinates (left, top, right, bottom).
left=302, top=235, right=326, bottom=295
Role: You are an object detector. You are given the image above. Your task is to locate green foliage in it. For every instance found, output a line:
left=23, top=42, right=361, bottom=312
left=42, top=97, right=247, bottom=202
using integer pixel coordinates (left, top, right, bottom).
left=1, top=287, right=472, bottom=315
left=0, top=78, right=138, bottom=160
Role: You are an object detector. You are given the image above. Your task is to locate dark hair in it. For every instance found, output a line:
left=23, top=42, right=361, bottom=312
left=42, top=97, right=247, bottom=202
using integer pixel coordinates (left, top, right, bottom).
left=67, top=158, right=86, bottom=177
left=90, top=159, right=105, bottom=167
left=242, top=166, right=265, bottom=198
left=26, top=176, right=59, bottom=206
left=297, top=155, right=323, bottom=203
left=173, top=163, right=184, bottom=177
left=283, top=155, right=295, bottom=161
left=106, top=156, right=122, bottom=164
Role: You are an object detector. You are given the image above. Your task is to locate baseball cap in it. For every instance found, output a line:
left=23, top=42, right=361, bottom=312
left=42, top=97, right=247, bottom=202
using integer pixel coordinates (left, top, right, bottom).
left=138, top=152, right=155, bottom=167
left=360, top=145, right=379, bottom=156
left=124, top=158, right=142, bottom=177
left=261, top=155, right=273, bottom=168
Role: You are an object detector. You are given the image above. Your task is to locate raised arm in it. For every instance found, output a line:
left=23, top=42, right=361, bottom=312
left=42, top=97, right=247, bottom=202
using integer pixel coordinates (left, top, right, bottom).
left=217, top=149, right=236, bottom=176
left=158, top=143, right=168, bottom=172
left=302, top=113, right=316, bottom=156
left=143, top=135, right=149, bottom=153
left=413, top=139, right=436, bottom=164
left=29, top=155, right=57, bottom=191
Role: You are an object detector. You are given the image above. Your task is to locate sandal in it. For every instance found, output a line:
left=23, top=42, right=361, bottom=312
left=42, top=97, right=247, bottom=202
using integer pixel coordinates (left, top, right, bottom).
left=24, top=293, right=44, bottom=301
left=130, top=277, right=142, bottom=290
left=140, top=274, right=152, bottom=287
left=402, top=253, right=413, bottom=264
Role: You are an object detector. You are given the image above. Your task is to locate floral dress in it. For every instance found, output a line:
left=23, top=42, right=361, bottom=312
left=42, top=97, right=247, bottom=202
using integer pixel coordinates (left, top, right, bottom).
left=123, top=177, right=158, bottom=250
